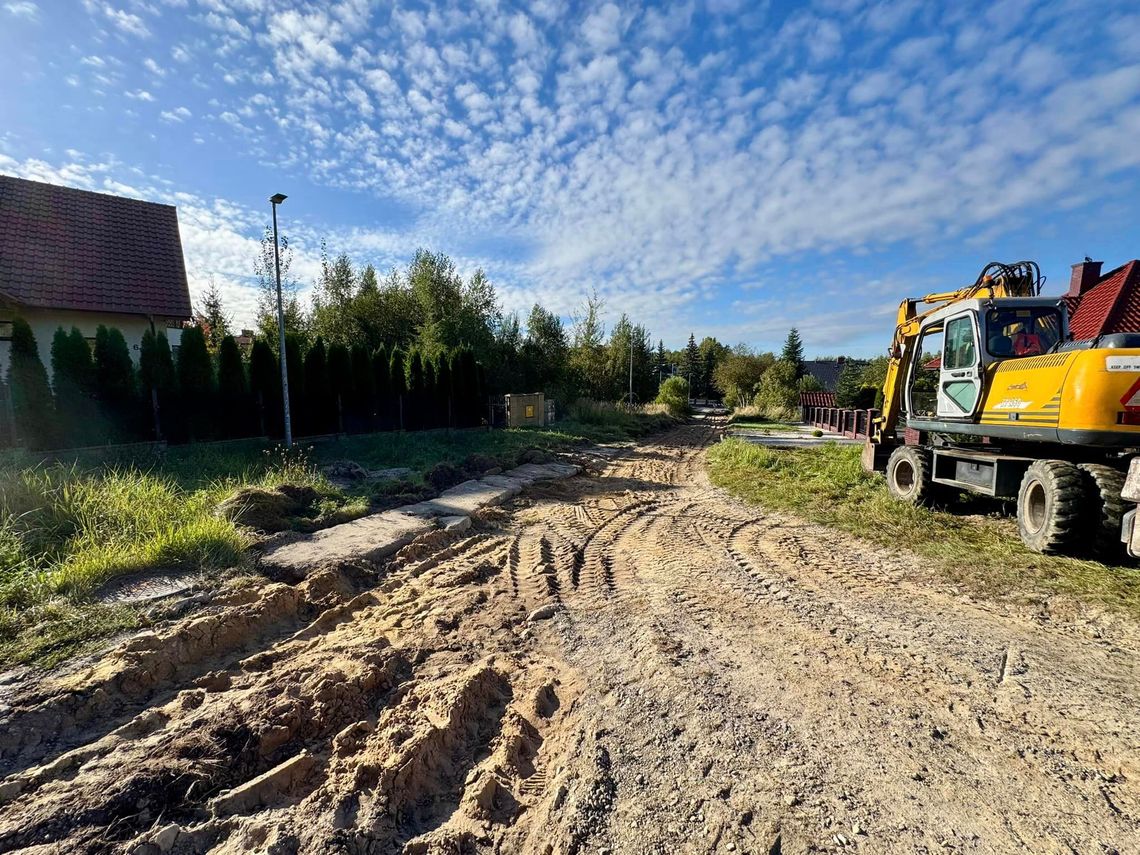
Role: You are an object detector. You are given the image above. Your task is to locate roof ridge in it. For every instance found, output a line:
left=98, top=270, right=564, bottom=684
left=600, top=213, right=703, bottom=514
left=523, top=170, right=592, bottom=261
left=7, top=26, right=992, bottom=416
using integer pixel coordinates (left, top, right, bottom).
left=0, top=173, right=176, bottom=210
left=1101, top=260, right=1138, bottom=335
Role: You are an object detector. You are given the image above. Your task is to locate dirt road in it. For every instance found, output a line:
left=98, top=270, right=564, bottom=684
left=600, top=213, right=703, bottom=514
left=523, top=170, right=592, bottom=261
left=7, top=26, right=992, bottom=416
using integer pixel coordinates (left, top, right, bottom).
left=1, top=424, right=1138, bottom=854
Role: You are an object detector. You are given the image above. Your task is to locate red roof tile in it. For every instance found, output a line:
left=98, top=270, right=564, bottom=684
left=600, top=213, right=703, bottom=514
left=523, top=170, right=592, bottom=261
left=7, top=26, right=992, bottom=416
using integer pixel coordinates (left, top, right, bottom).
left=1067, top=261, right=1140, bottom=339
left=0, top=175, right=192, bottom=319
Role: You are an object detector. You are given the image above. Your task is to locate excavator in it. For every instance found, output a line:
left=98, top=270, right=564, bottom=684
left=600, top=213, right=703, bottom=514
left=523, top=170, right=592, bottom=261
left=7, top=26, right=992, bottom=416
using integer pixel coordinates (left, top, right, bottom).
left=864, top=260, right=1140, bottom=558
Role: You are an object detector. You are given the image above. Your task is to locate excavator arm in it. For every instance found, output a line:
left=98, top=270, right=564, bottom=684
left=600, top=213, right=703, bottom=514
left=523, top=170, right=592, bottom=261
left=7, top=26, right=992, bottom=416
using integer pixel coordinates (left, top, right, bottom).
left=869, top=261, right=1043, bottom=448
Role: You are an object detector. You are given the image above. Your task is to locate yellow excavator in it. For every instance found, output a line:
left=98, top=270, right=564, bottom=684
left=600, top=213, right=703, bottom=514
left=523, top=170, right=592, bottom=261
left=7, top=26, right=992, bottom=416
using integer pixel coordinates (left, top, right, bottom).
left=864, top=260, right=1140, bottom=558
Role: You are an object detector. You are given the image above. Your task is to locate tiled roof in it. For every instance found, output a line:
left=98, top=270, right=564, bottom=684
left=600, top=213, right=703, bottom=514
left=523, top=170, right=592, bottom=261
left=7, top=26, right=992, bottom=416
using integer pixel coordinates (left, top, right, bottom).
left=0, top=175, right=192, bottom=319
left=803, top=359, right=866, bottom=392
left=1067, top=261, right=1140, bottom=339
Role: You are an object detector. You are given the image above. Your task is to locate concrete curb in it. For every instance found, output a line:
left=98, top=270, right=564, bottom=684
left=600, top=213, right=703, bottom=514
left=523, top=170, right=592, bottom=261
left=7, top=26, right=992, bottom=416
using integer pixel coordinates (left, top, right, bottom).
left=260, top=461, right=582, bottom=574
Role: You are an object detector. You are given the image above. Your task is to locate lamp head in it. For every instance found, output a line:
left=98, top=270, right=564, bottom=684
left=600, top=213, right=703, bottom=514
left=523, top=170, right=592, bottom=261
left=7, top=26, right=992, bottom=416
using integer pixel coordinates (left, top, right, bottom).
left=269, top=193, right=287, bottom=205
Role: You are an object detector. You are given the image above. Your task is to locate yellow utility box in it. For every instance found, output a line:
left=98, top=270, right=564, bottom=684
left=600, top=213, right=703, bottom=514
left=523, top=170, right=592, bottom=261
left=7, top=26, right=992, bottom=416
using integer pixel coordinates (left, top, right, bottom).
left=505, top=393, right=545, bottom=427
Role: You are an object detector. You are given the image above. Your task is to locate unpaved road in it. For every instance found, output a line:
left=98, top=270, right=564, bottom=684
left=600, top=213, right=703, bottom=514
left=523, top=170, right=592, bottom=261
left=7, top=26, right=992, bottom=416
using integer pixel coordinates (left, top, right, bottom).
left=1, top=424, right=1138, bottom=854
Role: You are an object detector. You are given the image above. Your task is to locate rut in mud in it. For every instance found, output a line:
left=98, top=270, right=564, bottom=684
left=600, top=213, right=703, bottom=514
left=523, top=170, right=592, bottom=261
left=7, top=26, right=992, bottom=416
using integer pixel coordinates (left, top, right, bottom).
left=1, top=424, right=1138, bottom=854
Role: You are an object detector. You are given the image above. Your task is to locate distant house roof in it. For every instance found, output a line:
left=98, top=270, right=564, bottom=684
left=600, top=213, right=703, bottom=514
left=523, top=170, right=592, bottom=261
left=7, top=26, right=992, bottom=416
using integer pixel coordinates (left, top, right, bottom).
left=1063, top=260, right=1140, bottom=340
left=0, top=175, right=192, bottom=319
left=803, top=358, right=866, bottom=392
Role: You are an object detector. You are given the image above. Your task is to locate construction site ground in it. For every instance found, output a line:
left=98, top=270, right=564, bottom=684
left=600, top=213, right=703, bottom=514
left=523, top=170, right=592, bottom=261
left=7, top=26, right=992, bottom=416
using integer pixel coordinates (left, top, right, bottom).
left=1, top=422, right=1137, bottom=854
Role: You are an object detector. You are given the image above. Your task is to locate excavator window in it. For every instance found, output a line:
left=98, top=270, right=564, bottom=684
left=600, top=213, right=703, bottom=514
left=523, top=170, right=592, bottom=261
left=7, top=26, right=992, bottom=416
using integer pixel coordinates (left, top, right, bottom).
left=908, top=325, right=943, bottom=418
left=986, top=308, right=1061, bottom=358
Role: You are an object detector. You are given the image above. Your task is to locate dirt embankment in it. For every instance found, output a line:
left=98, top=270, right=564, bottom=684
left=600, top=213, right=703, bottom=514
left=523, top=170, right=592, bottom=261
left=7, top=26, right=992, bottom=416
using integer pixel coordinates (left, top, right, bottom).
left=0, top=424, right=1138, bottom=854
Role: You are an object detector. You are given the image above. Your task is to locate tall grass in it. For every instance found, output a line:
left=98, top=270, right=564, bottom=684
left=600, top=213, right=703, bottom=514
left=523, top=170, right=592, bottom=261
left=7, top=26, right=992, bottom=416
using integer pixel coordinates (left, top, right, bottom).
left=707, top=438, right=1140, bottom=617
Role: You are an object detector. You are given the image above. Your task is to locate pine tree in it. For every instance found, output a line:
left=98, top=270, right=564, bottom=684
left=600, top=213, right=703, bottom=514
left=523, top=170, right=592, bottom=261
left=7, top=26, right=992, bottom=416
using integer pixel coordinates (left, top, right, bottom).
left=681, top=334, right=701, bottom=396
left=350, top=344, right=374, bottom=431
left=389, top=347, right=407, bottom=430
left=249, top=338, right=279, bottom=436
left=781, top=328, right=805, bottom=379
left=656, top=339, right=668, bottom=388
left=216, top=335, right=248, bottom=437
left=326, top=342, right=353, bottom=433
left=177, top=325, right=214, bottom=441
left=7, top=318, right=53, bottom=448
left=303, top=336, right=329, bottom=435
left=196, top=280, right=232, bottom=354
left=51, top=326, right=95, bottom=447
left=139, top=329, right=175, bottom=441
left=93, top=325, right=138, bottom=441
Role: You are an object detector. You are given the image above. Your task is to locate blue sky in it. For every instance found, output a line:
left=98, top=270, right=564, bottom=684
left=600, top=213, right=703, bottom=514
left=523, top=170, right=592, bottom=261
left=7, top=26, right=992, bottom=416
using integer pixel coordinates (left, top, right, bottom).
left=2, top=0, right=1139, bottom=356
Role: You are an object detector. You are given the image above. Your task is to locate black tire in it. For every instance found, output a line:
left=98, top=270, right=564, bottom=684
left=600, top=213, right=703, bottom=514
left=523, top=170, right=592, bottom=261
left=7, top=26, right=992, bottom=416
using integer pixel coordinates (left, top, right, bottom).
left=1078, top=463, right=1126, bottom=560
left=1016, top=460, right=1086, bottom=555
left=885, top=446, right=935, bottom=505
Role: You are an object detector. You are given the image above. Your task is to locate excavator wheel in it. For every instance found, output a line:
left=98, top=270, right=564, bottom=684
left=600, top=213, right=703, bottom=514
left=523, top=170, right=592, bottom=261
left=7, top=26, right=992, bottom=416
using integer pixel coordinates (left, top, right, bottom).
left=1077, top=463, right=1126, bottom=560
left=1016, top=460, right=1085, bottom=555
left=885, top=446, right=936, bottom=505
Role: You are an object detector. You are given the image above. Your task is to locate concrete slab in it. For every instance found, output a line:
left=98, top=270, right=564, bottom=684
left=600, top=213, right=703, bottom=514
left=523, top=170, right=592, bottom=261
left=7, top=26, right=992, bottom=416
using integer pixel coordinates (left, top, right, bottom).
left=260, top=510, right=434, bottom=572
left=504, top=462, right=582, bottom=484
left=412, top=479, right=516, bottom=517
left=729, top=426, right=863, bottom=448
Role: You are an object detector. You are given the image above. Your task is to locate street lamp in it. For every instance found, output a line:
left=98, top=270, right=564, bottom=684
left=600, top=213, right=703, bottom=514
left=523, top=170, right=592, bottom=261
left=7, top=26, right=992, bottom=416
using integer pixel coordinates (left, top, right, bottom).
left=269, top=193, right=292, bottom=447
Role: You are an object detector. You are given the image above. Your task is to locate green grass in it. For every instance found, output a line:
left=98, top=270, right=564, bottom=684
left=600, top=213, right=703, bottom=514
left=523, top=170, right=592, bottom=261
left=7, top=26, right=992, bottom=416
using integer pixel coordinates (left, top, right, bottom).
left=707, top=438, right=1140, bottom=618
left=727, top=419, right=800, bottom=432
left=0, top=410, right=673, bottom=668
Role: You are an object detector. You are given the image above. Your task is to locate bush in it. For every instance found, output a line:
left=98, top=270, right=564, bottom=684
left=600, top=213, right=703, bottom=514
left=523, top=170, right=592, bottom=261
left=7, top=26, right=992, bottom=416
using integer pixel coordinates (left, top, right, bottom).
left=425, top=461, right=463, bottom=491
left=751, top=359, right=799, bottom=420
left=655, top=376, right=690, bottom=418
left=7, top=318, right=54, bottom=449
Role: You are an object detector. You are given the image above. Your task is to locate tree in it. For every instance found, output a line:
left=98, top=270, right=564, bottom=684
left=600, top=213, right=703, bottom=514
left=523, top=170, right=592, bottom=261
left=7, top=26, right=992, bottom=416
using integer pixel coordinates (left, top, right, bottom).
left=93, top=325, right=138, bottom=441
left=435, top=351, right=454, bottom=428
left=677, top=333, right=701, bottom=396
left=712, top=347, right=771, bottom=409
left=655, top=340, right=669, bottom=387
left=405, top=347, right=426, bottom=430
left=781, top=328, right=805, bottom=379
left=371, top=345, right=390, bottom=430
left=311, top=248, right=359, bottom=348
left=253, top=226, right=306, bottom=347
left=303, top=336, right=330, bottom=435
left=655, top=376, right=690, bottom=418
left=523, top=304, right=568, bottom=399
left=7, top=318, right=53, bottom=448
left=51, top=326, right=95, bottom=447
left=284, top=332, right=305, bottom=436
left=216, top=335, right=248, bottom=437
left=569, top=289, right=608, bottom=400
left=195, top=280, right=232, bottom=354
left=350, top=344, right=374, bottom=431
left=177, top=325, right=213, bottom=441
left=139, top=329, right=175, bottom=441
left=249, top=338, right=279, bottom=436
left=389, top=347, right=407, bottom=430
left=326, top=342, right=353, bottom=433
left=752, top=359, right=799, bottom=418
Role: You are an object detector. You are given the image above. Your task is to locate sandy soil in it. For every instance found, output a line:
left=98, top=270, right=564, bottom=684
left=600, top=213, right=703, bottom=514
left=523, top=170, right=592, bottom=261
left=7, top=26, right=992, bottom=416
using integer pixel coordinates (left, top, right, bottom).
left=1, top=423, right=1138, bottom=854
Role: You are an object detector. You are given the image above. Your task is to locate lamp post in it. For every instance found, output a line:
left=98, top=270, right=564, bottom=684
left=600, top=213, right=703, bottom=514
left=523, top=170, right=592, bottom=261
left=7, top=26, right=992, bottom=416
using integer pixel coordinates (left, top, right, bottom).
left=269, top=193, right=292, bottom=447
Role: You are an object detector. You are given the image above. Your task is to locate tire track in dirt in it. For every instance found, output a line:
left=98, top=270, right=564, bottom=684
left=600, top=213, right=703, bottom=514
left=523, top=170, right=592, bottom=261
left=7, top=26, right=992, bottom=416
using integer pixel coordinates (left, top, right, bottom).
left=0, top=422, right=1137, bottom=853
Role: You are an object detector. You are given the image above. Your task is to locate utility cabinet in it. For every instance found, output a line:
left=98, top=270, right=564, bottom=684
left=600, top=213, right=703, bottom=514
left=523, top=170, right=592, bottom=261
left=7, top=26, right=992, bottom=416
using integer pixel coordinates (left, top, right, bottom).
left=504, top=393, right=546, bottom=428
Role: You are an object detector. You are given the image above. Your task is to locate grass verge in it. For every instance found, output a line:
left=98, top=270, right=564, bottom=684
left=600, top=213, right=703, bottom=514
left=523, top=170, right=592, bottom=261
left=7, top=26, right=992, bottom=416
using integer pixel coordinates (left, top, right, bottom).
left=0, top=410, right=674, bottom=668
left=707, top=438, right=1140, bottom=618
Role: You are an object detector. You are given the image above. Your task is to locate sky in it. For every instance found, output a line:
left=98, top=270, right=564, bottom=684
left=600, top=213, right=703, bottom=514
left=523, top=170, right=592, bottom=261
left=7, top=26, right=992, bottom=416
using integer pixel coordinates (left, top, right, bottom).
left=1, top=0, right=1139, bottom=357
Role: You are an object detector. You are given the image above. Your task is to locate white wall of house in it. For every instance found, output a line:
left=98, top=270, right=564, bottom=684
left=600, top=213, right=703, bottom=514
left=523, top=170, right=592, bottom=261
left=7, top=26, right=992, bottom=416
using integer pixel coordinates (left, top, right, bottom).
left=0, top=304, right=186, bottom=379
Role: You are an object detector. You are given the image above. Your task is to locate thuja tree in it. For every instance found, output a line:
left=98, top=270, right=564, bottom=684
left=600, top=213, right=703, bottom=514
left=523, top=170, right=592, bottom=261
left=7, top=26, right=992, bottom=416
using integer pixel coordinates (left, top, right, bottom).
left=326, top=342, right=352, bottom=434
left=51, top=326, right=95, bottom=447
left=303, top=336, right=330, bottom=435
left=389, top=347, right=407, bottom=430
left=7, top=318, right=53, bottom=448
left=350, top=343, right=374, bottom=431
left=249, top=338, right=279, bottom=436
left=93, top=325, right=138, bottom=442
left=216, top=335, right=249, bottom=438
left=177, top=325, right=214, bottom=441
left=139, top=329, right=175, bottom=441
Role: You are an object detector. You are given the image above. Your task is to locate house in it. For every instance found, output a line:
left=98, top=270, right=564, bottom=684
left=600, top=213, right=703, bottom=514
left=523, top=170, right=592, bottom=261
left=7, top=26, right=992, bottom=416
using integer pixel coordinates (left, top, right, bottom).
left=1062, top=258, right=1140, bottom=339
left=802, top=356, right=866, bottom=392
left=0, top=175, right=192, bottom=375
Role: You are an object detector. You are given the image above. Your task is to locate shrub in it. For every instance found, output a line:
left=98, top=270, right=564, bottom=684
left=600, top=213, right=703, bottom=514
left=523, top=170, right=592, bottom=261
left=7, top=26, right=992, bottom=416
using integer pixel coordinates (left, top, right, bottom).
left=248, top=338, right=279, bottom=436
left=140, top=329, right=175, bottom=440
left=177, top=325, right=214, bottom=441
left=216, top=336, right=248, bottom=438
left=7, top=318, right=53, bottom=449
left=655, top=375, right=690, bottom=417
left=52, top=326, right=96, bottom=447
left=304, top=336, right=330, bottom=435
left=425, top=461, right=463, bottom=491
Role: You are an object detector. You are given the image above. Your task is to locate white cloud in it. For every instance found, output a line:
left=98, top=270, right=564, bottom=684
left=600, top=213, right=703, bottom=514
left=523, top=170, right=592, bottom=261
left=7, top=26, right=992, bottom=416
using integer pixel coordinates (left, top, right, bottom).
left=143, top=57, right=167, bottom=77
left=3, top=0, right=38, bottom=18
left=125, top=89, right=155, bottom=101
left=102, top=4, right=151, bottom=37
left=581, top=3, right=622, bottom=53
left=160, top=105, right=192, bottom=122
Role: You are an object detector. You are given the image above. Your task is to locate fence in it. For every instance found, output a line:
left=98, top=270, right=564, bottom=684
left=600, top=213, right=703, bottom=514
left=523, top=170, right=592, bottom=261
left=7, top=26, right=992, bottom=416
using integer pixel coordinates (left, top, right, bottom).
left=800, top=393, right=879, bottom=440
left=802, top=406, right=879, bottom=439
